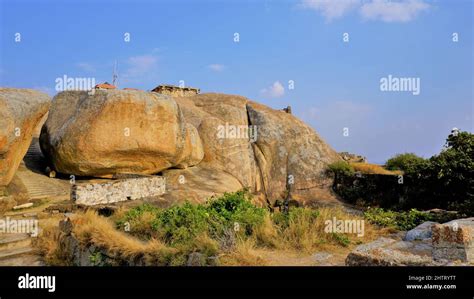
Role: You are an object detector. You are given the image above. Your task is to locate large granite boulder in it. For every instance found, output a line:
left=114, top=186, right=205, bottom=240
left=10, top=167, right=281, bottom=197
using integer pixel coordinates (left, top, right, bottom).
left=345, top=237, right=435, bottom=266
left=161, top=166, right=243, bottom=206
left=0, top=88, right=50, bottom=186
left=174, top=94, right=260, bottom=191
left=40, top=90, right=203, bottom=177
left=404, top=221, right=438, bottom=241
left=40, top=89, right=341, bottom=206
left=346, top=218, right=474, bottom=266
left=246, top=101, right=341, bottom=206
left=174, top=93, right=341, bottom=206
left=432, top=218, right=474, bottom=262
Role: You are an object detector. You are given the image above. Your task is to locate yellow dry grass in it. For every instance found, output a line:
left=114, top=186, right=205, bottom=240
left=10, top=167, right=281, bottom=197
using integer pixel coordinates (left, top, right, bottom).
left=219, top=238, right=268, bottom=266
left=36, top=206, right=387, bottom=266
left=280, top=207, right=382, bottom=253
left=350, top=162, right=401, bottom=175
left=36, top=210, right=177, bottom=265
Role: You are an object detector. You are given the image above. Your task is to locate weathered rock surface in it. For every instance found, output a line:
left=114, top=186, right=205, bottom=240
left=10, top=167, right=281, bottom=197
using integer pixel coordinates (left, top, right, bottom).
left=246, top=101, right=341, bottom=206
left=40, top=90, right=203, bottom=177
left=345, top=237, right=434, bottom=266
left=346, top=218, right=474, bottom=266
left=175, top=94, right=260, bottom=192
left=0, top=88, right=50, bottom=186
left=175, top=93, right=341, bottom=206
left=432, top=218, right=474, bottom=262
left=39, top=90, right=341, bottom=206
left=404, top=221, right=438, bottom=241
left=161, top=166, right=244, bottom=206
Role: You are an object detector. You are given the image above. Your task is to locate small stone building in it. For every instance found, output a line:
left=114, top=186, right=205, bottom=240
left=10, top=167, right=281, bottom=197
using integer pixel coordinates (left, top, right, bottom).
left=152, top=84, right=200, bottom=97
left=339, top=152, right=367, bottom=163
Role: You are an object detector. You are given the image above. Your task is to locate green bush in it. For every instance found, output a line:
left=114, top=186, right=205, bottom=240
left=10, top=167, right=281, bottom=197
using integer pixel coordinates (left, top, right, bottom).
left=155, top=202, right=211, bottom=245
left=333, top=131, right=473, bottom=216
left=328, top=161, right=355, bottom=176
left=206, top=190, right=266, bottom=236
left=385, top=153, right=427, bottom=174
left=330, top=233, right=350, bottom=247
left=117, top=189, right=268, bottom=246
left=364, top=207, right=458, bottom=231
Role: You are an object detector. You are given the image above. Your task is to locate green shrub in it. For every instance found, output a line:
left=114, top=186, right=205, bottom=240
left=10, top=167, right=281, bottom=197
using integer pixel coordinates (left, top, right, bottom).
left=328, top=161, right=355, bottom=176
left=116, top=189, right=268, bottom=246
left=330, top=233, right=350, bottom=247
left=206, top=190, right=267, bottom=236
left=385, top=153, right=427, bottom=174
left=155, top=202, right=211, bottom=245
left=363, top=207, right=458, bottom=231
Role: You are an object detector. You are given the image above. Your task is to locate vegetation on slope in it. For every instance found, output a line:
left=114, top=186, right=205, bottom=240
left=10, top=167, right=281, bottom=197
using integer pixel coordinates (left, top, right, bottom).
left=37, top=190, right=383, bottom=266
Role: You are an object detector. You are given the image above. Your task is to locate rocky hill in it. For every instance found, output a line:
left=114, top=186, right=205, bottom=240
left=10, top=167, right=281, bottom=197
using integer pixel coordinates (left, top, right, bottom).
left=2, top=88, right=342, bottom=209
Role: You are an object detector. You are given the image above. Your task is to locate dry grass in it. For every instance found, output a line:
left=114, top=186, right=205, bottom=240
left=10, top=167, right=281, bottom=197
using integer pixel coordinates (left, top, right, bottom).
left=274, top=207, right=383, bottom=253
left=73, top=211, right=176, bottom=262
left=36, top=206, right=387, bottom=266
left=34, top=215, right=71, bottom=266
left=36, top=210, right=177, bottom=266
left=220, top=238, right=267, bottom=266
left=350, top=162, right=401, bottom=175
left=253, top=214, right=280, bottom=248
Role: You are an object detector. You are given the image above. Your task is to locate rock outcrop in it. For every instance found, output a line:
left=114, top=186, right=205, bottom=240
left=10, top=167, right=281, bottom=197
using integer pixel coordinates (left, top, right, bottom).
left=246, top=101, right=341, bottom=206
left=41, top=90, right=341, bottom=206
left=0, top=88, right=50, bottom=187
left=346, top=218, right=474, bottom=266
left=161, top=166, right=244, bottom=206
left=404, top=221, right=437, bottom=241
left=40, top=90, right=204, bottom=177
left=175, top=93, right=341, bottom=206
left=432, top=218, right=474, bottom=262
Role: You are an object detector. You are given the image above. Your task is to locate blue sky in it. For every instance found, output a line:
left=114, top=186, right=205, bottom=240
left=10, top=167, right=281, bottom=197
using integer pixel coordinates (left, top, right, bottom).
left=1, top=0, right=472, bottom=163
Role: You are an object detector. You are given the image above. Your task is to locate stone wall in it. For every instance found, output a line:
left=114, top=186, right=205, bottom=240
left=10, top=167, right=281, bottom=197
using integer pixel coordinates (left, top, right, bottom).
left=152, top=85, right=200, bottom=97
left=339, top=152, right=367, bottom=163
left=71, top=176, right=166, bottom=206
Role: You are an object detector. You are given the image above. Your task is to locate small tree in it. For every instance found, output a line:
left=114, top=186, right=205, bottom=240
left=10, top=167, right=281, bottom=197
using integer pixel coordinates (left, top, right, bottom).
left=385, top=153, right=427, bottom=174
left=427, top=131, right=474, bottom=214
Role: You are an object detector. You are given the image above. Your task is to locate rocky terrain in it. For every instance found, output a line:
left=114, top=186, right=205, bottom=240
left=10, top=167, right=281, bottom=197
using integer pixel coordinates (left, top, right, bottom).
left=37, top=89, right=341, bottom=207
left=0, top=89, right=50, bottom=188
left=346, top=218, right=474, bottom=266
left=0, top=86, right=472, bottom=267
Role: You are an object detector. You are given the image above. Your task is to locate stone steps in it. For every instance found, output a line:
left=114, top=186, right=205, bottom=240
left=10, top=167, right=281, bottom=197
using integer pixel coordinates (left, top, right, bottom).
left=0, top=233, right=32, bottom=251
left=16, top=138, right=70, bottom=201
left=0, top=254, right=44, bottom=266
left=0, top=233, right=44, bottom=266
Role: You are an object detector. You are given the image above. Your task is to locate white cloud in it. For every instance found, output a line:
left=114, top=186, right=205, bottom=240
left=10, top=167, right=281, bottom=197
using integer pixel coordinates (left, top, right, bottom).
left=300, top=0, right=430, bottom=23
left=300, top=0, right=361, bottom=21
left=360, top=0, right=430, bottom=23
left=76, top=62, right=96, bottom=72
left=260, top=81, right=285, bottom=98
left=208, top=64, right=225, bottom=72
